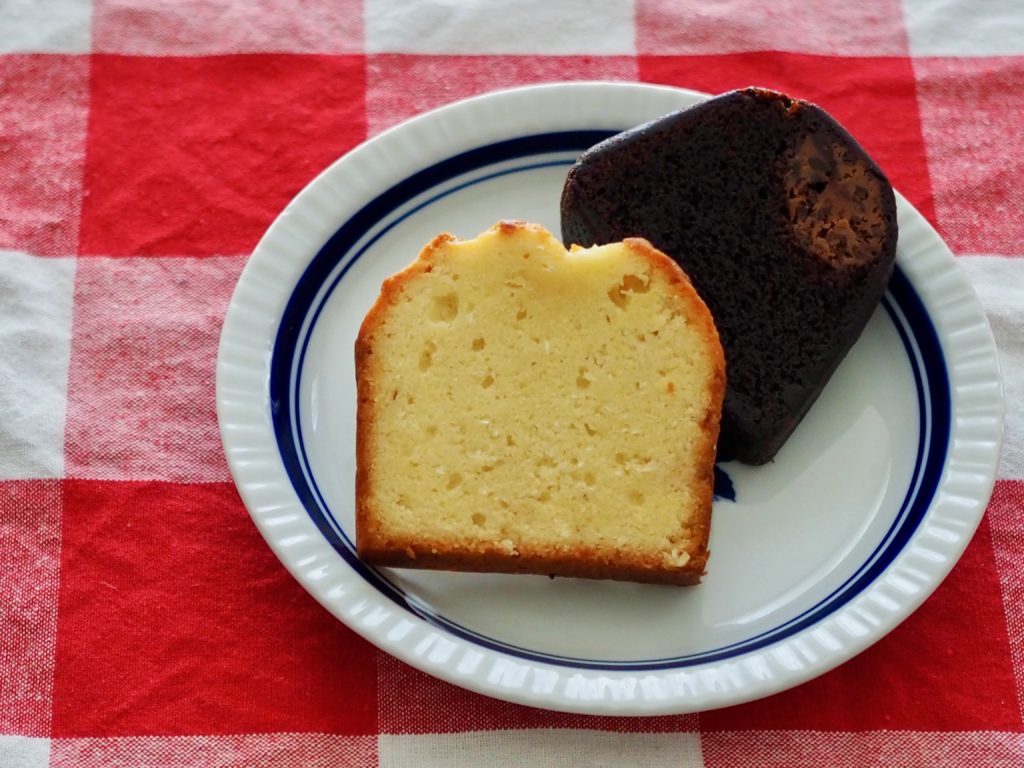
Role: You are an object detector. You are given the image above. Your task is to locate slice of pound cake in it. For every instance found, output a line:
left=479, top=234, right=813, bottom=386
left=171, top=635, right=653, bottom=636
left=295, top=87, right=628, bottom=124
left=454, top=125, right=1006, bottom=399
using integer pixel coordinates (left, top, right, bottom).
left=355, top=221, right=725, bottom=585
left=561, top=88, right=898, bottom=465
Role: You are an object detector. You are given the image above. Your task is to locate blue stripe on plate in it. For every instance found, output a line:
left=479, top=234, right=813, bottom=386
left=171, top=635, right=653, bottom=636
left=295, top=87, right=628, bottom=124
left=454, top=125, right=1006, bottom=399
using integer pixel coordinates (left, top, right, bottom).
left=270, top=132, right=951, bottom=671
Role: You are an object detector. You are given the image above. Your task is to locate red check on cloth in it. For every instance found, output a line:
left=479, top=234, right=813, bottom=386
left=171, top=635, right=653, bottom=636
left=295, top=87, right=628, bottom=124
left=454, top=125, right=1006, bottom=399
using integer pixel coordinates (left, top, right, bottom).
left=2, top=1, right=1023, bottom=765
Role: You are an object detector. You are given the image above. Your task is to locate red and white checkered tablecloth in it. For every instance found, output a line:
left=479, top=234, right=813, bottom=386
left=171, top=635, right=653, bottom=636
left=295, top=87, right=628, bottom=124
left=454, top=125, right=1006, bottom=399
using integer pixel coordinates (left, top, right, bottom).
left=1, top=1, right=1022, bottom=765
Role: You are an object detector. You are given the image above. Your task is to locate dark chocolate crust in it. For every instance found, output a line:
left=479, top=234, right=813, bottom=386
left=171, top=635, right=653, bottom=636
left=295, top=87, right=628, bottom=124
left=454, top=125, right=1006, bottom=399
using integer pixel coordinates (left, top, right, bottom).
left=561, top=88, right=898, bottom=464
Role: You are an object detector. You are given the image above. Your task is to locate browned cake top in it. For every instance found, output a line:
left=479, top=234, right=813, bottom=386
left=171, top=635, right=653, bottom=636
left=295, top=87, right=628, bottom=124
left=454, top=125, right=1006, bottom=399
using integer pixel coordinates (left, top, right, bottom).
left=783, top=129, right=892, bottom=268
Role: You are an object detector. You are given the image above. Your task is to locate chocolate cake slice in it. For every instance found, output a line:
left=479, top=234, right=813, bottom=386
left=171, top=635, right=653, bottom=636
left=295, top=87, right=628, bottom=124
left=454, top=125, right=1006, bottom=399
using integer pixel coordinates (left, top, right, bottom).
left=561, top=88, right=898, bottom=464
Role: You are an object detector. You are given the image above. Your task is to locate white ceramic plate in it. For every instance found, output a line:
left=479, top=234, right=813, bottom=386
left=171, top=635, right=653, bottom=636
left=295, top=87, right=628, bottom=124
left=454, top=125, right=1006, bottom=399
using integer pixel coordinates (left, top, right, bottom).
left=216, top=82, right=1003, bottom=715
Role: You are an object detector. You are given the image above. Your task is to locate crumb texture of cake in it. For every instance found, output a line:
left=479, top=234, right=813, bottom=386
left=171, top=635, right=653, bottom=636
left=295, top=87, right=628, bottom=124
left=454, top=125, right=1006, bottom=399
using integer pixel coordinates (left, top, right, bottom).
left=355, top=221, right=724, bottom=585
left=561, top=87, right=898, bottom=464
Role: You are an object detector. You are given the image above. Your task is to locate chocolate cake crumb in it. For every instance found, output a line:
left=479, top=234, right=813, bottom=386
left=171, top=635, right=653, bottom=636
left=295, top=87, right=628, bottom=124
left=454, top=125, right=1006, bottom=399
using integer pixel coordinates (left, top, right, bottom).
left=561, top=88, right=898, bottom=464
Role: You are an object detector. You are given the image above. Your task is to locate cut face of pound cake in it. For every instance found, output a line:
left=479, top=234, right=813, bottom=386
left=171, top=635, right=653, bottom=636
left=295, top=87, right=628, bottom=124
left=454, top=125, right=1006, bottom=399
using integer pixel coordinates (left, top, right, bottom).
left=355, top=221, right=725, bottom=585
left=561, top=88, right=898, bottom=465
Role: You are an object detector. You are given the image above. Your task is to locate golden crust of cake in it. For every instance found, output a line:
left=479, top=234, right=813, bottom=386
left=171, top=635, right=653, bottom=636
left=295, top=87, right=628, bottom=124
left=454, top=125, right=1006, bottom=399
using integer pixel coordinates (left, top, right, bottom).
left=355, top=221, right=725, bottom=585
